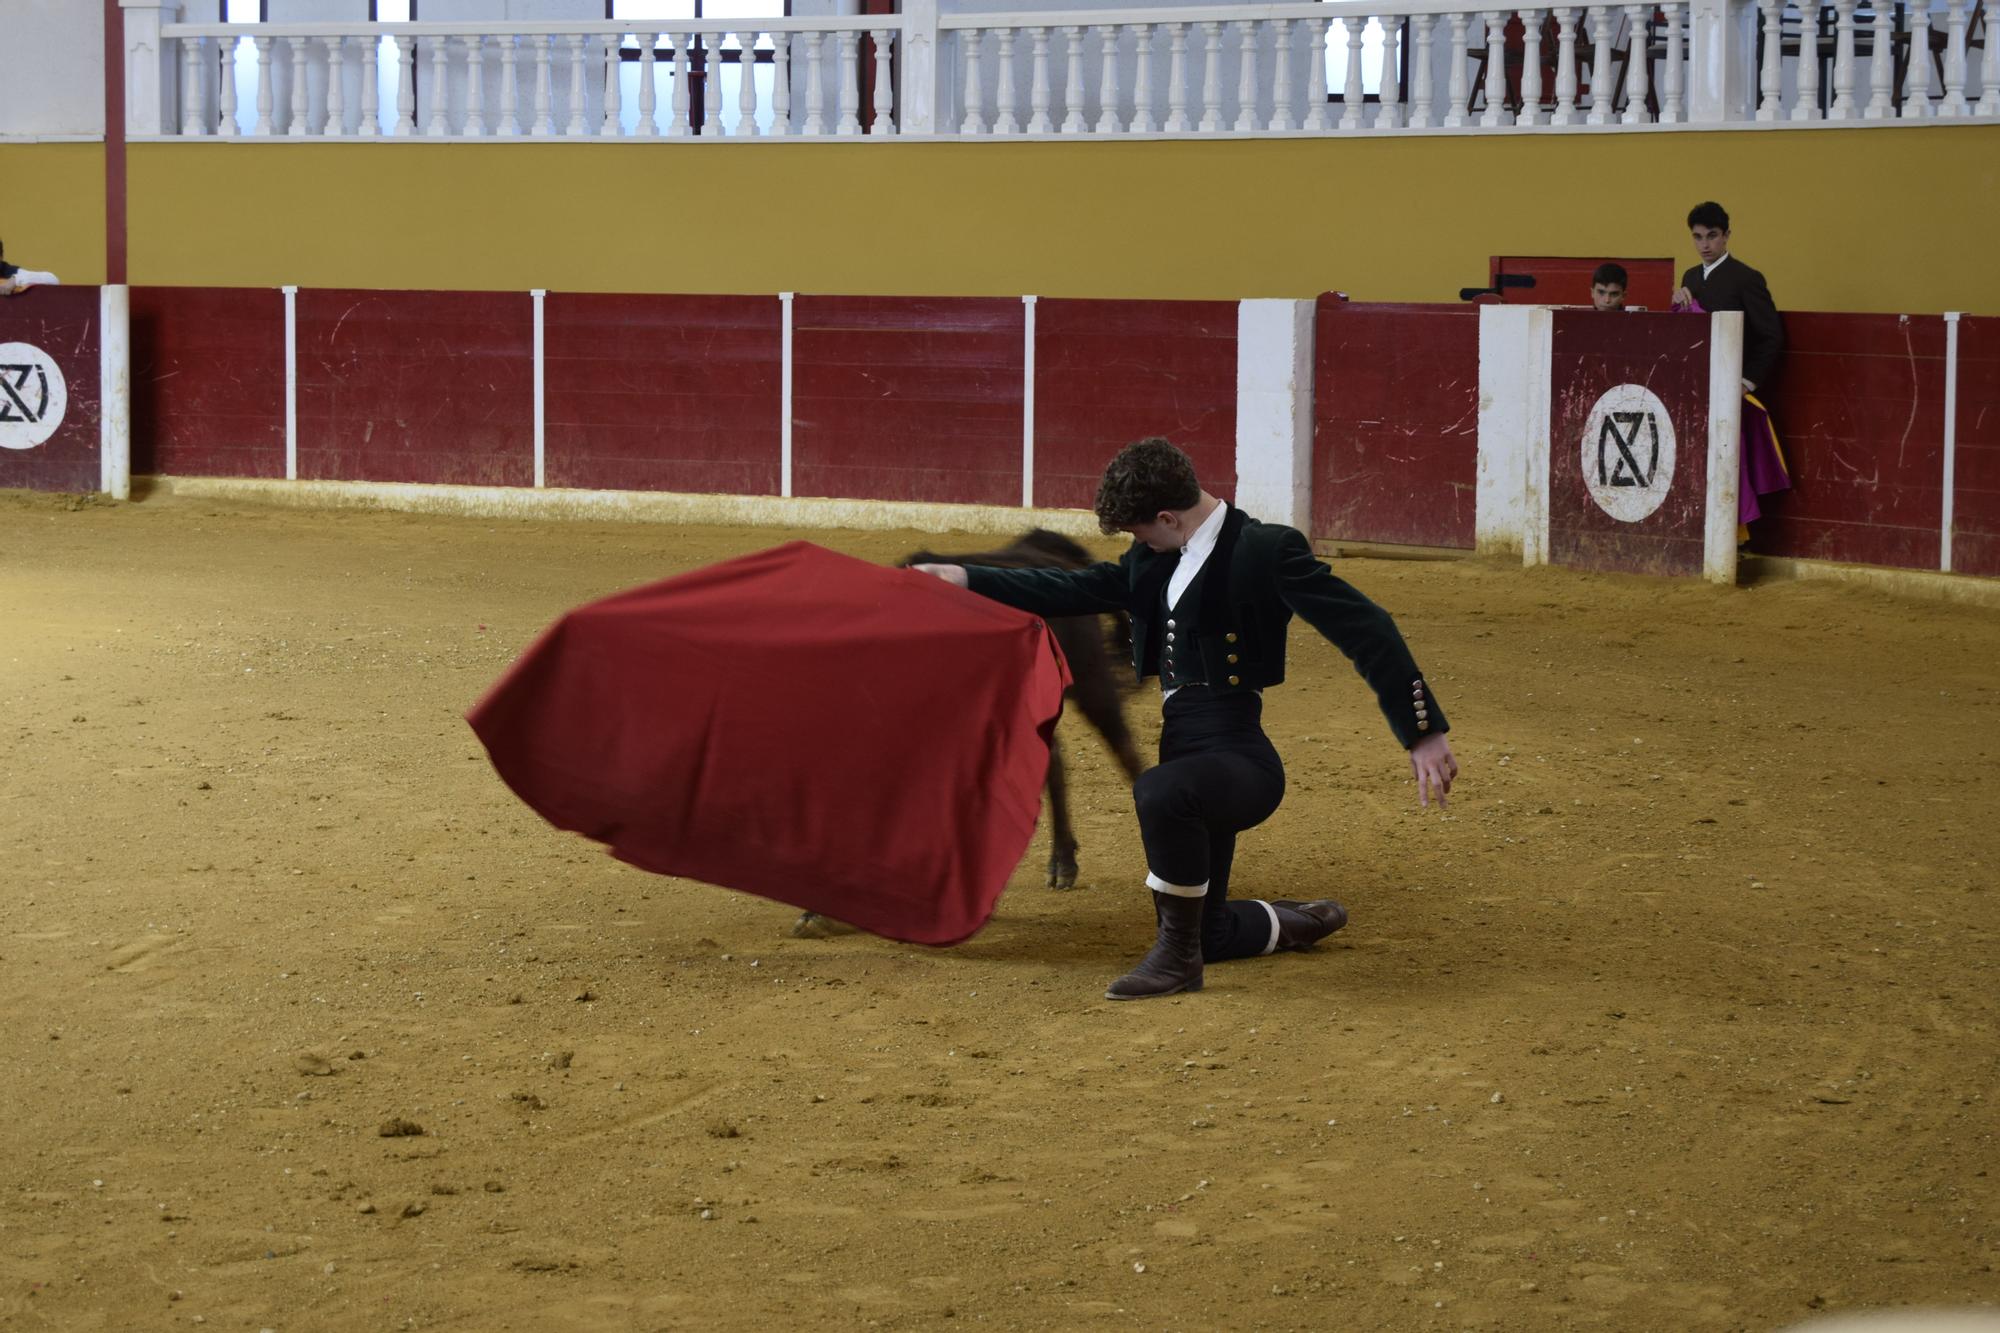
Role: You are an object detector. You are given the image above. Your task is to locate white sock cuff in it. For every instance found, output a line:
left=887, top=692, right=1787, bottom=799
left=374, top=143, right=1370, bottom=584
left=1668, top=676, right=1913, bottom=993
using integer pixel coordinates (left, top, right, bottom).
left=1145, top=873, right=1209, bottom=898
left=1255, top=900, right=1281, bottom=955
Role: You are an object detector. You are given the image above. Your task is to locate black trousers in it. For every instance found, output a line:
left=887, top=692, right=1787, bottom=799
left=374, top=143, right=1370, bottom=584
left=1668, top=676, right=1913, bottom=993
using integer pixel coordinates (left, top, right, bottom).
left=1132, top=686, right=1287, bottom=963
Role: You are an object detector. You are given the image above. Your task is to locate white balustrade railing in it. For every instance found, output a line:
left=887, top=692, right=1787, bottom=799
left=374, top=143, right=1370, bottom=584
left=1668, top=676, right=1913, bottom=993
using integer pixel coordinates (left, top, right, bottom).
left=131, top=0, right=1997, bottom=140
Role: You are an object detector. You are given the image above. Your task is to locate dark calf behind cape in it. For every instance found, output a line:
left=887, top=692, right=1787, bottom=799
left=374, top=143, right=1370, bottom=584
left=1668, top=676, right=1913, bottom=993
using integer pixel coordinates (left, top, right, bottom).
left=467, top=542, right=1072, bottom=946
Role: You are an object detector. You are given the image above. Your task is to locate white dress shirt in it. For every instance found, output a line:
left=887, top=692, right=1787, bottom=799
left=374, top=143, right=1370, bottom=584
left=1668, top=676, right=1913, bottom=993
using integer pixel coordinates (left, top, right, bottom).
left=1162, top=501, right=1230, bottom=701
left=1701, top=253, right=1731, bottom=280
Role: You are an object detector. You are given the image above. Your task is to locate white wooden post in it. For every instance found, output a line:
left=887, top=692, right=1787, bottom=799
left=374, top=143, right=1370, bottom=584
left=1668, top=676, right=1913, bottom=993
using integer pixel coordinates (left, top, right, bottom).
left=99, top=286, right=131, bottom=502
left=1477, top=305, right=1552, bottom=560
left=1234, top=300, right=1317, bottom=534
left=1943, top=312, right=1960, bottom=570
left=120, top=0, right=178, bottom=138
left=1022, top=296, right=1037, bottom=508
left=282, top=285, right=298, bottom=481
left=780, top=293, right=795, bottom=498
left=1704, top=311, right=1744, bottom=585
left=532, top=289, right=546, bottom=489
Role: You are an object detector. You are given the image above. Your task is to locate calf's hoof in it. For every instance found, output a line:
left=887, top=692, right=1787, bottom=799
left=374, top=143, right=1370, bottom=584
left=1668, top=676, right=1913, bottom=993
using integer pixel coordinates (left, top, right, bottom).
left=1047, top=853, right=1080, bottom=891
left=789, top=911, right=856, bottom=939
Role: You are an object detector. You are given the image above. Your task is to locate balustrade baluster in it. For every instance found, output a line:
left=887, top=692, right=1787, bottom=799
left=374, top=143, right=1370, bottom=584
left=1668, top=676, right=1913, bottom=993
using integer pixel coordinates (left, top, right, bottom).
left=1028, top=28, right=1055, bottom=132
left=361, top=34, right=382, bottom=135
left=219, top=36, right=241, bottom=136
left=1197, top=22, right=1224, bottom=131
left=1551, top=9, right=1578, bottom=123
left=1941, top=0, right=1970, bottom=113
left=835, top=30, right=861, bottom=134
left=742, top=32, right=766, bottom=136
left=1097, top=26, right=1123, bottom=133
left=1132, top=25, right=1159, bottom=132
left=636, top=35, right=659, bottom=136
left=254, top=36, right=276, bottom=135
left=1661, top=3, right=1684, bottom=121
left=802, top=32, right=827, bottom=135
left=1483, top=12, right=1511, bottom=125
left=1232, top=21, right=1259, bottom=132
left=1163, top=23, right=1190, bottom=131
left=577, top=35, right=605, bottom=135
left=1864, top=3, right=1894, bottom=117
left=1621, top=4, right=1650, bottom=121
left=1408, top=14, right=1438, bottom=128
left=668, top=33, right=691, bottom=135
left=1828, top=0, right=1857, bottom=117
left=1584, top=7, right=1614, bottom=123
left=1906, top=4, right=1935, bottom=116
left=1379, top=19, right=1403, bottom=127
left=1340, top=17, right=1366, bottom=129
left=771, top=33, right=793, bottom=135
left=289, top=37, right=312, bottom=136
left=601, top=35, right=621, bottom=135
left=461, top=36, right=485, bottom=135
left=1267, top=20, right=1295, bottom=130
left=1302, top=19, right=1329, bottom=130
left=428, top=38, right=452, bottom=135
left=1754, top=0, right=1782, bottom=118
left=702, top=35, right=725, bottom=135
left=872, top=29, right=897, bottom=134
left=531, top=37, right=555, bottom=135
left=961, top=29, right=989, bottom=133
left=994, top=29, right=1021, bottom=133
left=325, top=37, right=348, bottom=135
left=1063, top=26, right=1089, bottom=132
left=181, top=38, right=207, bottom=136
left=1793, top=4, right=1822, bottom=119
left=1444, top=13, right=1471, bottom=127
left=1520, top=11, right=1546, bottom=124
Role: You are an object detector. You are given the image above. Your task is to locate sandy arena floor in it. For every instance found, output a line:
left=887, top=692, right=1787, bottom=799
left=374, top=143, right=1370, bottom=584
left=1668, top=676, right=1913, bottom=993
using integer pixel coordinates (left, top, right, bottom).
left=1, top=488, right=1996, bottom=1332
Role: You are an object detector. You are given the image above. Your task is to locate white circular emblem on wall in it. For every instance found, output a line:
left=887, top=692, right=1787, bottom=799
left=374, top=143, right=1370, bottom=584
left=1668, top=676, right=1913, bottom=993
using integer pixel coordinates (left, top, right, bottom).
left=0, top=341, right=69, bottom=450
left=1580, top=384, right=1677, bottom=523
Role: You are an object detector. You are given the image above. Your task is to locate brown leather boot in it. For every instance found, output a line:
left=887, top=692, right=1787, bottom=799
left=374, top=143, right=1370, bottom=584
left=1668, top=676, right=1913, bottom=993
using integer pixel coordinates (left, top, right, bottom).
left=1105, top=892, right=1205, bottom=1000
left=1268, top=899, right=1348, bottom=951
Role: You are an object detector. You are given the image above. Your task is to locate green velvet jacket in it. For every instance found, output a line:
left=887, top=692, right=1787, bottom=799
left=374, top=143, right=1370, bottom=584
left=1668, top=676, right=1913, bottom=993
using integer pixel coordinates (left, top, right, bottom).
left=964, top=505, right=1446, bottom=750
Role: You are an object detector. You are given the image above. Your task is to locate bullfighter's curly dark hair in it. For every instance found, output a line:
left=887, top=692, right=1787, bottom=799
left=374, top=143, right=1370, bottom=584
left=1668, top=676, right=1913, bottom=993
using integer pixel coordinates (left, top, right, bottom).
left=1093, top=437, right=1201, bottom=534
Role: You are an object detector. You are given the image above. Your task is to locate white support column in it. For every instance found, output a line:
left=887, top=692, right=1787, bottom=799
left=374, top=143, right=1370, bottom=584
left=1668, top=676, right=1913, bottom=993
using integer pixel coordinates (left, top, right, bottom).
left=1687, top=0, right=1757, bottom=123
left=283, top=285, right=299, bottom=482
left=1022, top=296, right=1037, bottom=508
left=900, top=0, right=941, bottom=134
left=1233, top=300, right=1316, bottom=533
left=121, top=0, right=178, bottom=137
left=532, top=289, right=547, bottom=489
left=1704, top=311, right=1745, bottom=585
left=99, top=286, right=131, bottom=501
left=1943, top=312, right=1961, bottom=572
left=780, top=292, right=795, bottom=498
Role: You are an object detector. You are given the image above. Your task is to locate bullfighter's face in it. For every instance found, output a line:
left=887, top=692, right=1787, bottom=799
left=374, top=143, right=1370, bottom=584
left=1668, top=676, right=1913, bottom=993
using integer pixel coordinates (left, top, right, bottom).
left=1121, top=513, right=1189, bottom=553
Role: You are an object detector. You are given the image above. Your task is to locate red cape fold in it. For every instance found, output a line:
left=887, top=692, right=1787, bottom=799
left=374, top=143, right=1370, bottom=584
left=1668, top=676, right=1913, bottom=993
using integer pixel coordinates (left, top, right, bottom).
left=467, top=541, right=1072, bottom=946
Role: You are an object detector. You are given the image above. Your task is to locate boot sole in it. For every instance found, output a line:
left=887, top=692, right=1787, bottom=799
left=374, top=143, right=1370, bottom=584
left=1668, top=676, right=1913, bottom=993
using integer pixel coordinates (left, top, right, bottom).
left=1104, top=978, right=1204, bottom=1001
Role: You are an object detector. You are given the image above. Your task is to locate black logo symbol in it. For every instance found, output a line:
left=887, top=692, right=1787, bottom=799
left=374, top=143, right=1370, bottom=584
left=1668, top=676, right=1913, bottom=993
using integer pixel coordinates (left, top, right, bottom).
left=1597, top=411, right=1660, bottom=488
left=0, top=363, right=50, bottom=424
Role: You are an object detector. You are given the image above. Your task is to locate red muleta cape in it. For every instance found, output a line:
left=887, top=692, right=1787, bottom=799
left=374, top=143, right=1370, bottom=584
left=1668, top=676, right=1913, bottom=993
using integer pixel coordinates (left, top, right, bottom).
left=467, top=541, right=1072, bottom=946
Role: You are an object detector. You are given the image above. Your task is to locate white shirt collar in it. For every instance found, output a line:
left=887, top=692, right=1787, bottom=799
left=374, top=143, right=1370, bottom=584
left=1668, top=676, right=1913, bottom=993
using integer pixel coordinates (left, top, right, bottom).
left=1165, top=499, right=1229, bottom=611
left=1702, top=252, right=1731, bottom=279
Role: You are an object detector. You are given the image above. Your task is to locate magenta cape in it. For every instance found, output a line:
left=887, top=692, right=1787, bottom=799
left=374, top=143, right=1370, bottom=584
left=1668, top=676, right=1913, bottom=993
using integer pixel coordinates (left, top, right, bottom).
left=466, top=542, right=1072, bottom=946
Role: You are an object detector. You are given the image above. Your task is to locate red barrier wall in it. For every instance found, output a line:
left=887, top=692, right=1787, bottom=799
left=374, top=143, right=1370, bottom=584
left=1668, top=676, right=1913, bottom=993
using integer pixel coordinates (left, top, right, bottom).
left=1312, top=300, right=1478, bottom=549
left=543, top=294, right=781, bottom=495
left=1548, top=310, right=1712, bottom=577
left=791, top=296, right=1024, bottom=505
left=296, top=289, right=533, bottom=487
left=1755, top=313, right=1947, bottom=570
left=131, top=286, right=285, bottom=479
left=1032, top=298, right=1237, bottom=510
left=1953, top=315, right=2000, bottom=578
left=0, top=287, right=102, bottom=493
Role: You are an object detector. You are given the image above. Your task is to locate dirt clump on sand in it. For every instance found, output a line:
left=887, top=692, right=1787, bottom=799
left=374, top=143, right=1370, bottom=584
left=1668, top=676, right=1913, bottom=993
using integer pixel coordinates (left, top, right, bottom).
left=1, top=491, right=1996, bottom=1330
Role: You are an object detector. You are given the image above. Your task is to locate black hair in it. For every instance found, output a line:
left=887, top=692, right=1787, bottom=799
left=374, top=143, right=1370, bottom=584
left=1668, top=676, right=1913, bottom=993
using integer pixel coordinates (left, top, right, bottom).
left=1093, top=437, right=1201, bottom=533
left=1687, top=201, right=1730, bottom=232
left=1592, top=262, right=1628, bottom=288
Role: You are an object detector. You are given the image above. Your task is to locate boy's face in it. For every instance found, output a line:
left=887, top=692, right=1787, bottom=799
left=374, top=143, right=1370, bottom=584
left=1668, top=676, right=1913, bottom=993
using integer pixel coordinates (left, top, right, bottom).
left=1122, top=512, right=1189, bottom=553
left=1691, top=224, right=1729, bottom=265
left=1591, top=282, right=1627, bottom=311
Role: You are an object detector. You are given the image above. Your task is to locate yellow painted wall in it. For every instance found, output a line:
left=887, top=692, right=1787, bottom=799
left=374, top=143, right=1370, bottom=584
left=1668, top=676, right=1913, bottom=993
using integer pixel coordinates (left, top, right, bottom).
left=0, top=144, right=107, bottom=286
left=126, top=125, right=1999, bottom=315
